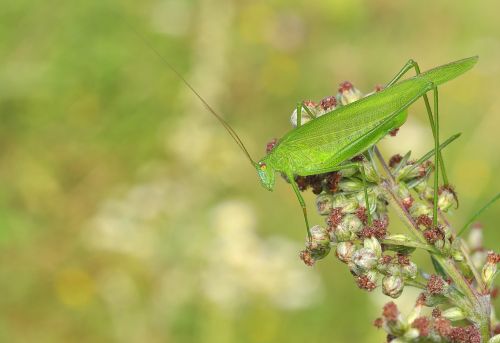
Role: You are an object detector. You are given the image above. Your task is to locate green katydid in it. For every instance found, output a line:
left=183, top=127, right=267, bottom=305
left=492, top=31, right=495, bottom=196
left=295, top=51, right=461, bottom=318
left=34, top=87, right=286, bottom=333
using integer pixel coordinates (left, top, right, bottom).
left=257, top=56, right=478, bottom=237
left=137, top=33, right=478, bottom=239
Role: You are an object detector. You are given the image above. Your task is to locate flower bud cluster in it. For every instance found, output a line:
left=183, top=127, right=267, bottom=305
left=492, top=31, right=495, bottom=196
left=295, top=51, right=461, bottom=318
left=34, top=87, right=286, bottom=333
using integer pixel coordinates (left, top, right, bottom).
left=374, top=300, right=480, bottom=343
left=288, top=80, right=497, bottom=342
left=388, top=153, right=461, bottom=256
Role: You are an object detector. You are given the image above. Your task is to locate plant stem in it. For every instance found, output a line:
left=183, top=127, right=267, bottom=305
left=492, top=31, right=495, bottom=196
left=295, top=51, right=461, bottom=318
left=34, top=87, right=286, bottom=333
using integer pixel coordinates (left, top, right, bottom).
left=373, top=146, right=491, bottom=341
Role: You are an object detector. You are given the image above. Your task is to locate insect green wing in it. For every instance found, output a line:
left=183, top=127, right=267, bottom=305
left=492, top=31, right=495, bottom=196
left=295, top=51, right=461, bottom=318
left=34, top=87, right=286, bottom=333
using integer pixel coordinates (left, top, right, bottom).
left=267, top=78, right=429, bottom=175
left=266, top=56, right=478, bottom=177
left=416, top=56, right=478, bottom=86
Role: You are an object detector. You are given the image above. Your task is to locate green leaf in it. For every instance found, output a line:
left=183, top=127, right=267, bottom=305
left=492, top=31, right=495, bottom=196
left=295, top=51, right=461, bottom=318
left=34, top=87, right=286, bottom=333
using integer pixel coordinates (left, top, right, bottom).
left=457, top=192, right=500, bottom=237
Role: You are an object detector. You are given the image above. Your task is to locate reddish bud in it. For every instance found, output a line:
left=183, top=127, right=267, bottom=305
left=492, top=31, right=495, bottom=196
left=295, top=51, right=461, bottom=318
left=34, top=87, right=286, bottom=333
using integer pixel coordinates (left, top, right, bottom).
left=423, top=226, right=444, bottom=244
left=299, top=250, right=315, bottom=266
left=373, top=317, right=383, bottom=329
left=416, top=215, right=433, bottom=229
left=432, top=308, right=442, bottom=318
left=380, top=255, right=393, bottom=265
left=355, top=206, right=368, bottom=224
left=303, top=100, right=317, bottom=107
left=389, top=128, right=400, bottom=137
left=325, top=172, right=341, bottom=193
left=356, top=274, right=377, bottom=291
left=433, top=317, right=452, bottom=337
left=487, top=251, right=500, bottom=264
left=427, top=275, right=446, bottom=295
left=382, top=302, right=399, bottom=322
left=319, top=96, right=337, bottom=111
left=389, top=154, right=403, bottom=168
left=416, top=293, right=427, bottom=307
left=402, top=196, right=414, bottom=210
left=397, top=253, right=410, bottom=266
left=266, top=138, right=278, bottom=154
left=327, top=207, right=344, bottom=230
left=411, top=317, right=430, bottom=337
left=449, top=325, right=481, bottom=343
left=491, top=286, right=499, bottom=299
left=338, top=81, right=354, bottom=92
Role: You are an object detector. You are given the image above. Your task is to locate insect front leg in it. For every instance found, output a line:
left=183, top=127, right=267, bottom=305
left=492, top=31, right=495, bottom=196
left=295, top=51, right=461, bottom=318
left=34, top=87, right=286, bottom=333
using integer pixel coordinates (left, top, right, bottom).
left=289, top=161, right=373, bottom=242
left=386, top=59, right=449, bottom=185
left=288, top=172, right=312, bottom=240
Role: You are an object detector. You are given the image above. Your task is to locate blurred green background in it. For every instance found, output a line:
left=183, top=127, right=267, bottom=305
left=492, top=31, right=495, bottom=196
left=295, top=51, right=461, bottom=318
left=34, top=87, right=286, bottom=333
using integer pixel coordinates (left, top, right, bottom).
left=0, top=0, right=498, bottom=342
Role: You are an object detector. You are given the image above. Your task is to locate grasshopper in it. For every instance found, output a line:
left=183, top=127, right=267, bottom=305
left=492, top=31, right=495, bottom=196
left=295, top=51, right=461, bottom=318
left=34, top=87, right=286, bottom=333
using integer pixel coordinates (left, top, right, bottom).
left=140, top=34, right=477, bottom=239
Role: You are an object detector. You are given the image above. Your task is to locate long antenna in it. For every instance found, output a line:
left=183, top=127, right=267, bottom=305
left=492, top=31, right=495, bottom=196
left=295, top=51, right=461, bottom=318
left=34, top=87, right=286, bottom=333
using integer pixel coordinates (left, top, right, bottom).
left=130, top=26, right=257, bottom=166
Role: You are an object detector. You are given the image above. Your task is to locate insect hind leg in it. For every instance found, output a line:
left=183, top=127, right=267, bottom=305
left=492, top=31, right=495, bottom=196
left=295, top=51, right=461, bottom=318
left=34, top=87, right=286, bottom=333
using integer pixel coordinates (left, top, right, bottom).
left=386, top=59, right=449, bottom=186
left=429, top=83, right=440, bottom=226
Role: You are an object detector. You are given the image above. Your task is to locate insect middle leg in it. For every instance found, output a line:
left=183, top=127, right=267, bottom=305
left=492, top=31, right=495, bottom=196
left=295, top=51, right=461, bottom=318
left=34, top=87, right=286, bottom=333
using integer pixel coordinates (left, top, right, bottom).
left=295, top=102, right=317, bottom=128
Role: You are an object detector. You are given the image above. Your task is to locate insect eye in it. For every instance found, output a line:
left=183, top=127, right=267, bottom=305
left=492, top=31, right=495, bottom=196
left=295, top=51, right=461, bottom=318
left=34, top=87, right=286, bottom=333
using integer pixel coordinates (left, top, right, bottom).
left=259, top=162, right=267, bottom=170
